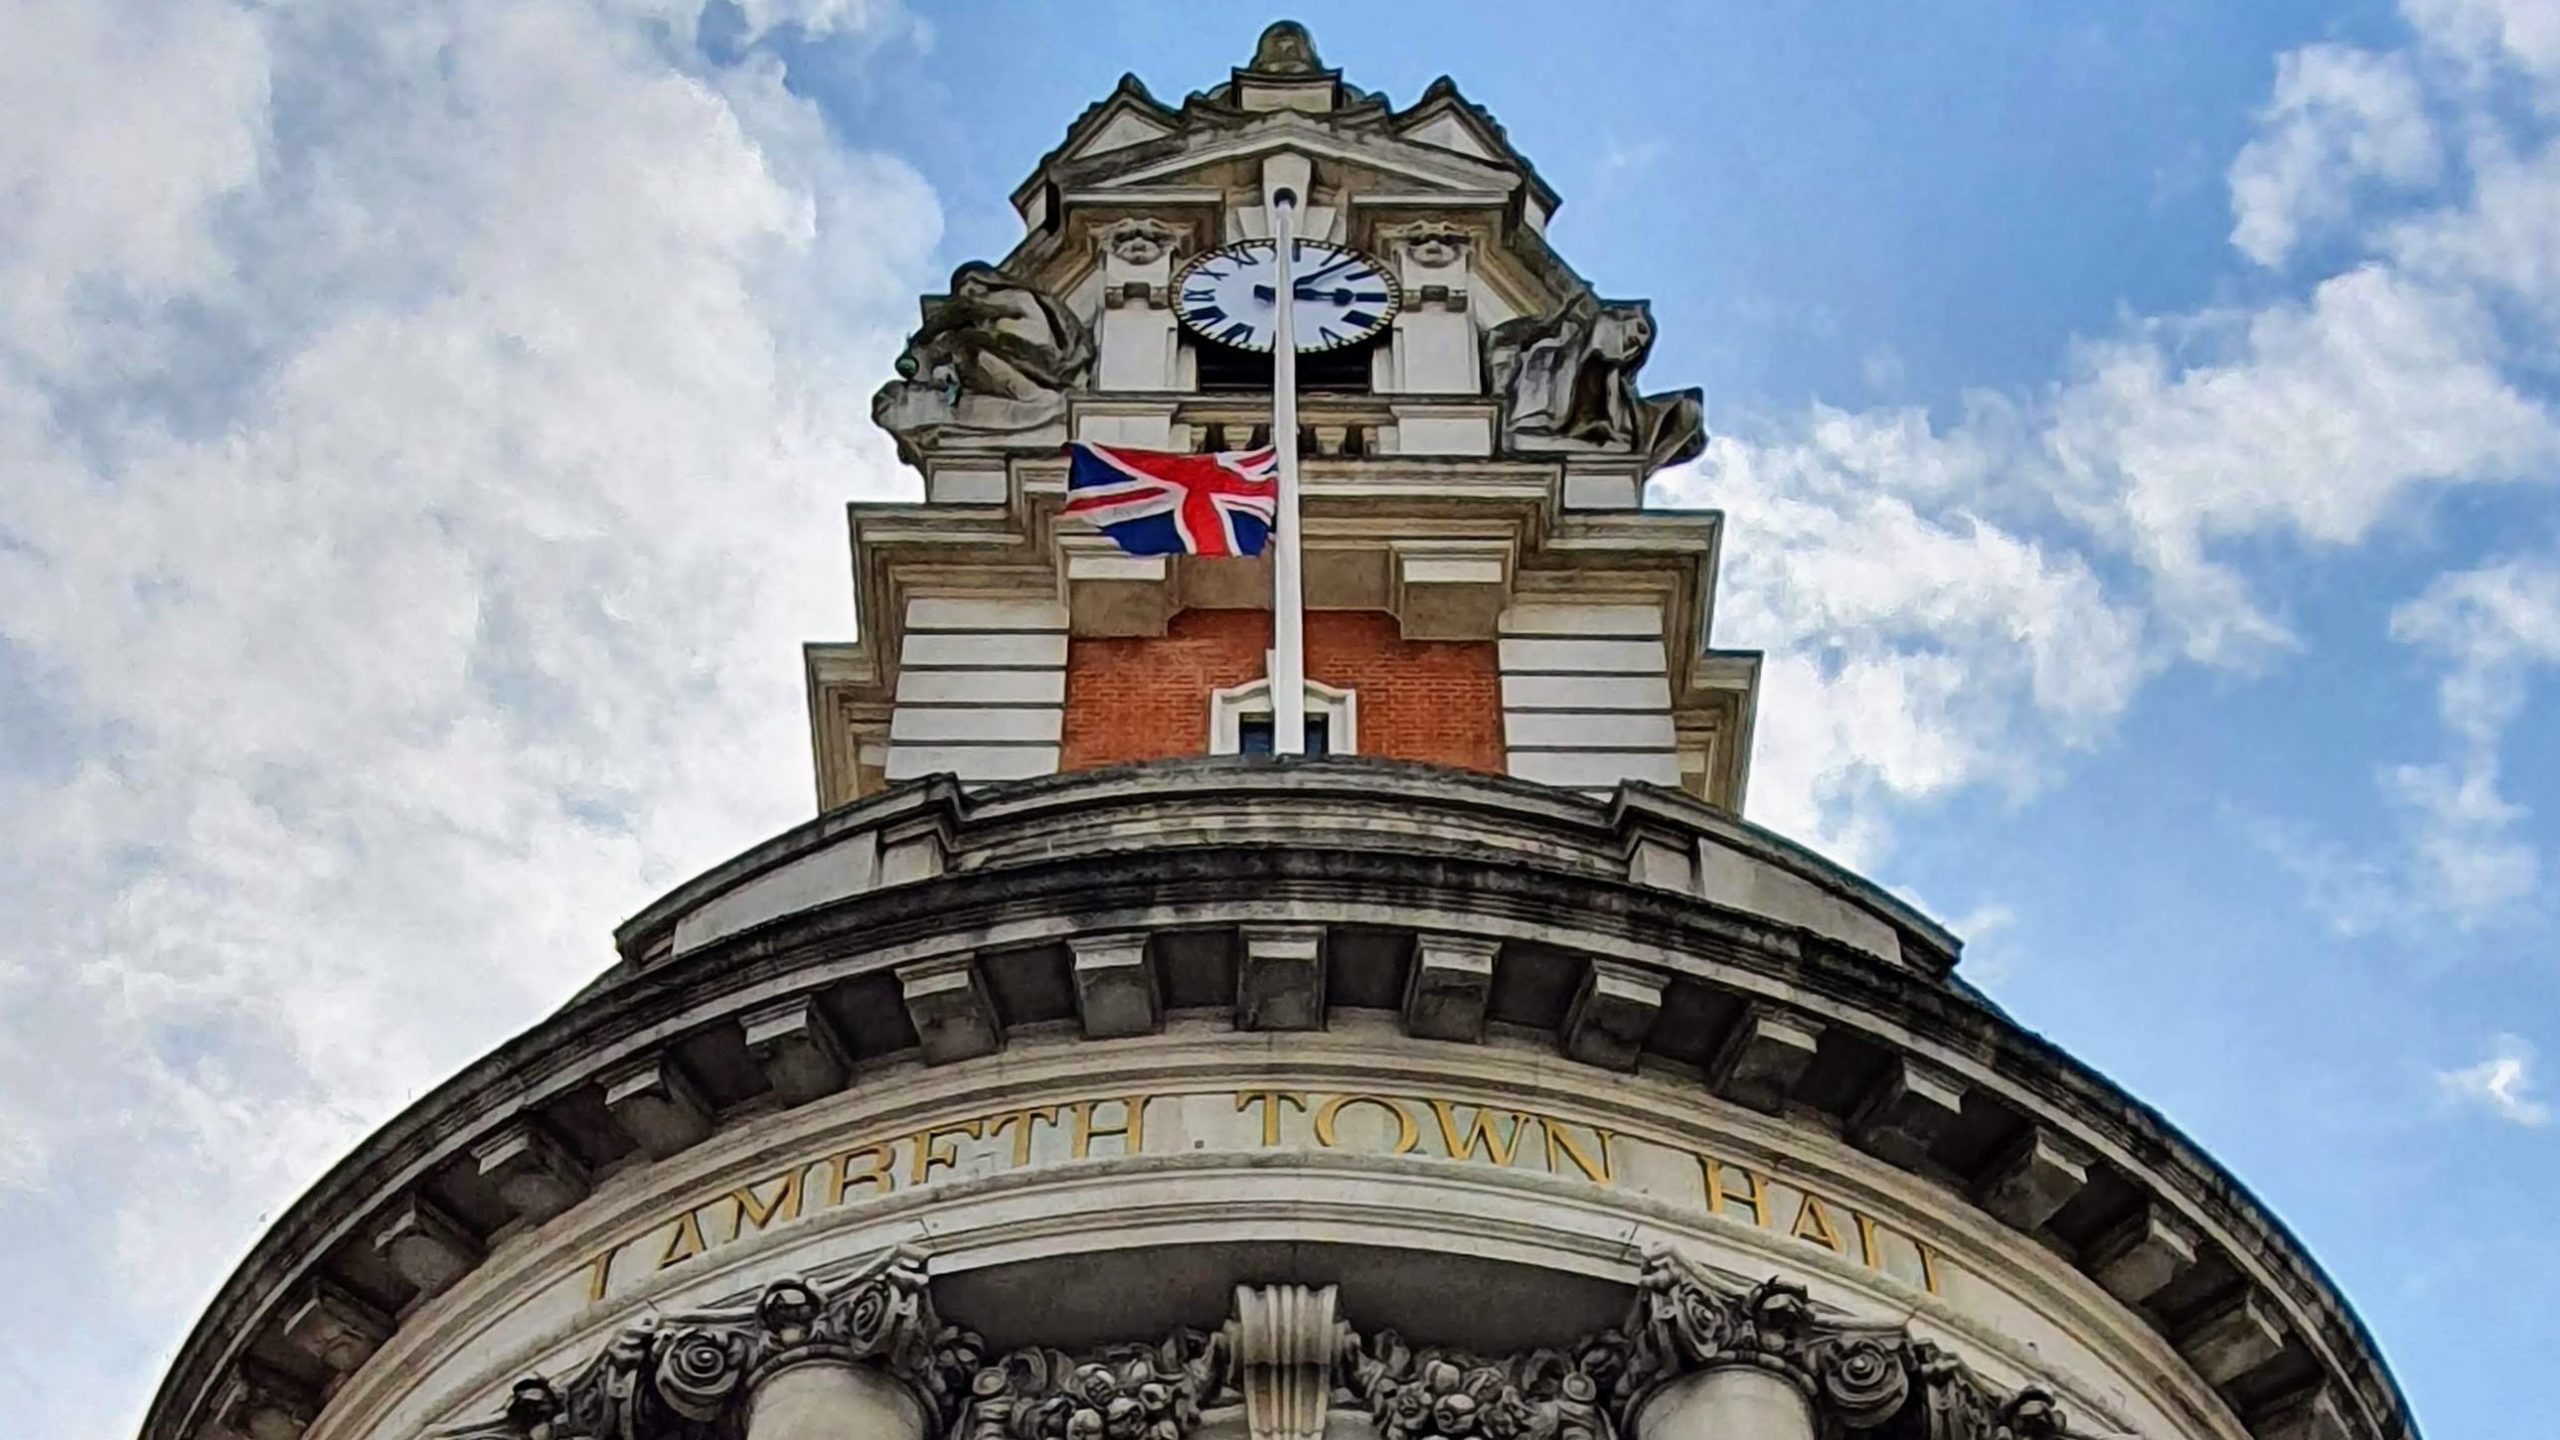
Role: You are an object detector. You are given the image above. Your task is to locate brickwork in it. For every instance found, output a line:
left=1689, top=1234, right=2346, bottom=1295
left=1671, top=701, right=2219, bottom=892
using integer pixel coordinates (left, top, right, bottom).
left=1060, top=609, right=1505, bottom=773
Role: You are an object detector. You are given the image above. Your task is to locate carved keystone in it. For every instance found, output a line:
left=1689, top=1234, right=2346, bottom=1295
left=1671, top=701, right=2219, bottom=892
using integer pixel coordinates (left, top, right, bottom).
left=1070, top=932, right=1162, bottom=1038
left=1976, top=1125, right=2093, bottom=1233
left=741, top=993, right=853, bottom=1104
left=1403, top=933, right=1497, bottom=1042
left=2256, top=1385, right=2353, bottom=1440
left=213, top=1362, right=315, bottom=1440
left=1233, top=1283, right=1341, bottom=1440
left=472, top=1121, right=589, bottom=1223
left=1706, top=1005, right=1821, bottom=1114
left=2087, top=1202, right=2200, bottom=1305
left=1238, top=925, right=1327, bottom=1031
left=279, top=1279, right=392, bottom=1374
left=1562, top=959, right=1666, bottom=1070
left=899, top=954, right=1004, bottom=1063
left=1850, top=1056, right=1966, bottom=1169
left=600, top=1053, right=714, bottom=1159
left=373, top=1195, right=481, bottom=1298
left=2180, top=1289, right=2286, bottom=1386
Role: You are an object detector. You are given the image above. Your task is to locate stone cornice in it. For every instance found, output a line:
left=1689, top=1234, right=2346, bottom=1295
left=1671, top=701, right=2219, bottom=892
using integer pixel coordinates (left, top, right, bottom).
left=146, top=764, right=2413, bottom=1440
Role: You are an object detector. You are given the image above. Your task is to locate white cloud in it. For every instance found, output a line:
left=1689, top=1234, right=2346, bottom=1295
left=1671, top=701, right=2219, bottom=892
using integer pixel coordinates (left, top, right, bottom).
left=0, top=0, right=939, bottom=1433
left=1656, top=404, right=2146, bottom=863
left=2228, top=44, right=2437, bottom=267
left=2045, top=265, right=2556, bottom=663
left=2403, top=0, right=2560, bottom=85
left=2438, top=1034, right=2552, bottom=1126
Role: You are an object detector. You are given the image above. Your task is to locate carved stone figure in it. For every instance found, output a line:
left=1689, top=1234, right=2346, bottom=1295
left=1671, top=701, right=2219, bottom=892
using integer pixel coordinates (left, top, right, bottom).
left=1248, top=22, right=1325, bottom=75
left=872, top=263, right=1095, bottom=462
left=1483, top=293, right=1705, bottom=474
left=1381, top=222, right=1469, bottom=271
left=1100, top=218, right=1185, bottom=267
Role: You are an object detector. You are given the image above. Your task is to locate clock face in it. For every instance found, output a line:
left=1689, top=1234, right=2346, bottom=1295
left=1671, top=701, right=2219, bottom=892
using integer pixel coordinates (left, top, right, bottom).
left=1173, top=239, right=1401, bottom=354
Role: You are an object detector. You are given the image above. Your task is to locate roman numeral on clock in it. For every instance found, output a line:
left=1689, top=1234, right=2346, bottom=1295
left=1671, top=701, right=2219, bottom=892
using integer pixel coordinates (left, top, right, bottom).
left=1219, top=322, right=1253, bottom=344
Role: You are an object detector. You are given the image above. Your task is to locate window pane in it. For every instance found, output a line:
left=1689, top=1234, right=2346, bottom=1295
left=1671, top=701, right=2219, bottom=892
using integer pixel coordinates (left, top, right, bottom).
left=1239, top=717, right=1275, bottom=755
left=1307, top=715, right=1330, bottom=756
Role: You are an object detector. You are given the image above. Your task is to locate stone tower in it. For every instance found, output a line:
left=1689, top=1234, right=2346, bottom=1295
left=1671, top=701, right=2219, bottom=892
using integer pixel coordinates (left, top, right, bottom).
left=147, top=25, right=2413, bottom=1440
left=812, top=18, right=1754, bottom=807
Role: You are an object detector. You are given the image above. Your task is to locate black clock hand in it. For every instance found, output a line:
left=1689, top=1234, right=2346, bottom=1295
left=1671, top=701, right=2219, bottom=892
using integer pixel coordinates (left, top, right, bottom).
left=1297, top=254, right=1361, bottom=287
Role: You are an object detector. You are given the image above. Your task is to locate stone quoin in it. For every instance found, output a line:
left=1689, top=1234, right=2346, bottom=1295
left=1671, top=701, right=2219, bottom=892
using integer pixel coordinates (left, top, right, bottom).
left=148, top=22, right=2413, bottom=1440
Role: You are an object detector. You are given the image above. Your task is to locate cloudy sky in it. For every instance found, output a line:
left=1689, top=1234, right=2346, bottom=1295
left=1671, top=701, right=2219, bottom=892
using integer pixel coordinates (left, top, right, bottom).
left=1, top=1, right=2552, bottom=1433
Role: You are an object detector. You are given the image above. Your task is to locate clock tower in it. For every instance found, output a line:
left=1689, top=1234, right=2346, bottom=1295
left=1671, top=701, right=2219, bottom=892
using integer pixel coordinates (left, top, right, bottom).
left=827, top=19, right=1755, bottom=806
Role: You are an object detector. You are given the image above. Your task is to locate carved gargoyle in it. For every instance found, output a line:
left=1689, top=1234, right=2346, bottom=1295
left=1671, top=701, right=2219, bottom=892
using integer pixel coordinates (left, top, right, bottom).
left=1483, top=293, right=1705, bottom=475
left=872, top=262, right=1095, bottom=463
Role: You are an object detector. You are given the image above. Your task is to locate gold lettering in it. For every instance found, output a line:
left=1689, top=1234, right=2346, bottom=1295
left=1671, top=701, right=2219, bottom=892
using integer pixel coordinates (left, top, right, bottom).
left=1541, top=1118, right=1616, bottom=1186
left=1853, top=1210, right=1881, bottom=1270
left=656, top=1210, right=707, bottom=1270
left=1071, top=1096, right=1149, bottom=1159
left=1697, top=1153, right=1768, bottom=1226
left=823, top=1143, right=898, bottom=1206
left=1313, top=1093, right=1420, bottom=1154
left=984, top=1106, right=1062, bottom=1167
left=582, top=1238, right=632, bottom=1303
left=908, top=1118, right=986, bottom=1186
left=1789, top=1193, right=1845, bottom=1254
left=1236, top=1090, right=1310, bottom=1147
left=1917, top=1238, right=1944, bottom=1295
left=1428, top=1100, right=1526, bottom=1166
left=726, top=1168, right=806, bottom=1242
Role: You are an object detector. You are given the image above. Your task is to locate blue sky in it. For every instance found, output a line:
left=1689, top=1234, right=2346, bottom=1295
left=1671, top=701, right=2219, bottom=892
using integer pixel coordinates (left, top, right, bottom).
left=1, top=2, right=2554, bottom=1435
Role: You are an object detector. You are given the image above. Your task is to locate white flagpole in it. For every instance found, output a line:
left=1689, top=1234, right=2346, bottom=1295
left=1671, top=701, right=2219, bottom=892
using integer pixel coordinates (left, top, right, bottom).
left=1268, top=189, right=1307, bottom=755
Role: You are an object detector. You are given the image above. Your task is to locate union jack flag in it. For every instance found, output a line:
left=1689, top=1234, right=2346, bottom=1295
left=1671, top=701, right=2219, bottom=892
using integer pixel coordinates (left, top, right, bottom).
left=1063, top=441, right=1279, bottom=558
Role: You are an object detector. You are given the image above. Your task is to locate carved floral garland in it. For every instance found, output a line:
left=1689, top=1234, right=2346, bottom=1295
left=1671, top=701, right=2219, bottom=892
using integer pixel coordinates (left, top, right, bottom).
left=458, top=1250, right=2093, bottom=1440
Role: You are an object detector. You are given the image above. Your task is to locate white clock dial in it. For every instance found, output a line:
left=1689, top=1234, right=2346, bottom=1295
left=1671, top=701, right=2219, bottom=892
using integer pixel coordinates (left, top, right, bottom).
left=1173, top=239, right=1402, bottom=353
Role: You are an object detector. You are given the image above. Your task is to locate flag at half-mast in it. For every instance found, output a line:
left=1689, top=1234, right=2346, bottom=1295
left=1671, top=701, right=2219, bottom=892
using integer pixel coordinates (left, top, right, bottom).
left=1064, top=441, right=1279, bottom=558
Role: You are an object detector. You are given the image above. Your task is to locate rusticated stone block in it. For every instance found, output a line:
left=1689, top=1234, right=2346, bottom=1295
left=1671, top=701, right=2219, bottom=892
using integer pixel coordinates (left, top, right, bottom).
left=1850, top=1056, right=1965, bottom=1169
left=1977, top=1125, right=2092, bottom=1233
left=899, top=954, right=1004, bottom=1063
left=600, top=1053, right=714, bottom=1159
left=1562, top=959, right=1665, bottom=1070
left=1070, top=932, right=1161, bottom=1038
left=741, top=993, right=853, bottom=1104
left=373, top=1195, right=481, bottom=1298
left=1403, top=933, right=1497, bottom=1042
left=1238, top=925, right=1327, bottom=1032
left=2088, top=1202, right=2200, bottom=1305
left=279, top=1279, right=391, bottom=1374
left=1706, top=1006, right=1821, bottom=1114
left=2181, top=1289, right=2286, bottom=1386
left=472, top=1121, right=589, bottom=1223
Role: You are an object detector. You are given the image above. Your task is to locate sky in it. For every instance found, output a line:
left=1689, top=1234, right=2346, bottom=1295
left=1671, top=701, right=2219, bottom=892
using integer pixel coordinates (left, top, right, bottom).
left=0, top=1, right=2553, bottom=1434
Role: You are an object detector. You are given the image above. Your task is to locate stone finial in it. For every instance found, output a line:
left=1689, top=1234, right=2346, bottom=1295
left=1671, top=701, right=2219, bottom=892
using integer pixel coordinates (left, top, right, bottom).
left=1247, top=21, right=1324, bottom=74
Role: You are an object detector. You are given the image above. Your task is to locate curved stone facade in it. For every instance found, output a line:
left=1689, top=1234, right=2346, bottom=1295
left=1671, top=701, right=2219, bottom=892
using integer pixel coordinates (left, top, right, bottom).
left=152, top=763, right=2405, bottom=1440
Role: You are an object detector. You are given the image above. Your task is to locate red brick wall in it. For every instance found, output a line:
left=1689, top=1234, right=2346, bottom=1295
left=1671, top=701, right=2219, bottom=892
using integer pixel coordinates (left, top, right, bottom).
left=1060, top=609, right=1505, bottom=774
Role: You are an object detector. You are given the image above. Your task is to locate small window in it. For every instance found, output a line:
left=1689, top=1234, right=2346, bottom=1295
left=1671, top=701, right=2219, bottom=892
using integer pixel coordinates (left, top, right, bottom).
left=1238, top=714, right=1332, bottom=757
left=1212, top=676, right=1357, bottom=757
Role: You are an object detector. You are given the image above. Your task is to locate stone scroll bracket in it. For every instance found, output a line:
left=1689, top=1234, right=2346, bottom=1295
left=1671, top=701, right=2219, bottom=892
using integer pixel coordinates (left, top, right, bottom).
left=454, top=1246, right=2115, bottom=1440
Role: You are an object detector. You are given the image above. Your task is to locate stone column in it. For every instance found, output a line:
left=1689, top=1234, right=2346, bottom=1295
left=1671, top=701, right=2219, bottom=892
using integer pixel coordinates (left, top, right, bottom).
left=1632, top=1367, right=1815, bottom=1440
left=744, top=1355, right=928, bottom=1440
